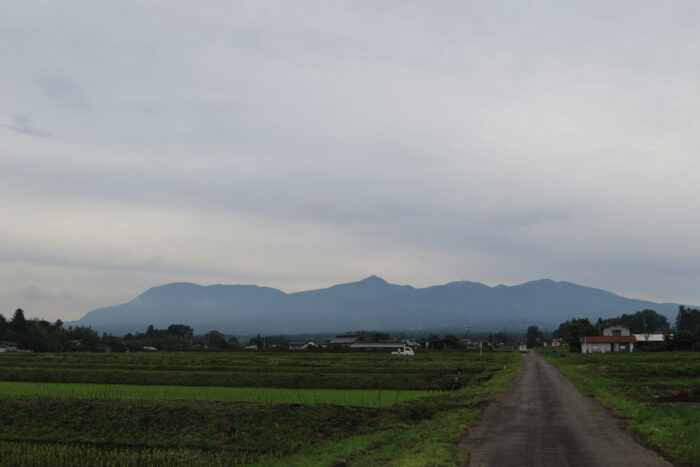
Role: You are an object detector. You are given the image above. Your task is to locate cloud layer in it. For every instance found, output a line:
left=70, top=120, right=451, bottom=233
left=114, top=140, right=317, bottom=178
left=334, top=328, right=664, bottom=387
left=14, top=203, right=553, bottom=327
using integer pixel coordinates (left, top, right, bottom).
left=1, top=1, right=699, bottom=321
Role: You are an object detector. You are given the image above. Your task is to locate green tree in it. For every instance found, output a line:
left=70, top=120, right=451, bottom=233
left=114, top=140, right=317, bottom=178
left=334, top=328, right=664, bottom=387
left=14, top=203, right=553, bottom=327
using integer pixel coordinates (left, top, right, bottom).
left=0, top=313, right=7, bottom=338
left=556, top=318, right=599, bottom=352
left=11, top=308, right=26, bottom=334
left=526, top=325, right=544, bottom=348
left=166, top=324, right=193, bottom=339
left=227, top=336, right=242, bottom=350
left=203, top=330, right=228, bottom=349
left=671, top=330, right=697, bottom=351
left=675, top=306, right=700, bottom=338
left=66, top=326, right=100, bottom=351
left=619, top=309, right=669, bottom=333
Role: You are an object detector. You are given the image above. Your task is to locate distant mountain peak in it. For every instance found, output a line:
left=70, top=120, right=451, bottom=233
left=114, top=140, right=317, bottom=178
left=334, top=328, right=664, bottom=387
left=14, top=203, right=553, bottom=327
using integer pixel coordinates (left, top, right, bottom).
left=359, top=275, right=388, bottom=284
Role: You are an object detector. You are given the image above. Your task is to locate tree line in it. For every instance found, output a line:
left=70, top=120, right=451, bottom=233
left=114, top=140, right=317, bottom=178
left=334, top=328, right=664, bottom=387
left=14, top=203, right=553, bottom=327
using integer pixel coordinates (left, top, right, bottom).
left=0, top=309, right=241, bottom=353
left=3, top=305, right=699, bottom=353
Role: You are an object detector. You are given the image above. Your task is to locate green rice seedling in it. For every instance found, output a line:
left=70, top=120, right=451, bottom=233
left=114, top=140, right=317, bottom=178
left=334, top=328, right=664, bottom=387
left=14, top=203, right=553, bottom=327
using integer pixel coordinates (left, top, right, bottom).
left=0, top=381, right=437, bottom=407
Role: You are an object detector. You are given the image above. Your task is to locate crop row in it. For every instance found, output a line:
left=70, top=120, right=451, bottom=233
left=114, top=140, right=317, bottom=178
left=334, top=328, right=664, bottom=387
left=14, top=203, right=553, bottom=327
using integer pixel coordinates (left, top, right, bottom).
left=0, top=381, right=439, bottom=407
left=0, top=441, right=234, bottom=467
left=0, top=366, right=462, bottom=390
left=0, top=351, right=503, bottom=390
left=0, top=351, right=476, bottom=371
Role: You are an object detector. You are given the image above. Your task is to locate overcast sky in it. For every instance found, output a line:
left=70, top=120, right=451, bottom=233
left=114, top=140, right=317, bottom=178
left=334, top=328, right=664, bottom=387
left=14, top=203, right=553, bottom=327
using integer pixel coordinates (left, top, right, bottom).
left=1, top=1, right=699, bottom=321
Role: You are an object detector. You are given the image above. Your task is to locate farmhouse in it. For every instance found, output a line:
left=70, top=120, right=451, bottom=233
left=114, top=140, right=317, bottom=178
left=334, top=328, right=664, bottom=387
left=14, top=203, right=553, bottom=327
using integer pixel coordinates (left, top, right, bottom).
left=289, top=340, right=318, bottom=350
left=329, top=334, right=361, bottom=347
left=580, top=324, right=636, bottom=353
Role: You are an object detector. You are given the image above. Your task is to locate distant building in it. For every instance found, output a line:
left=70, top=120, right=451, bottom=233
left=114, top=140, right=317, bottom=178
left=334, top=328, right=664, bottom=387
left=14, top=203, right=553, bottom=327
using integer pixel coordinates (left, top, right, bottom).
left=633, top=333, right=668, bottom=343
left=289, top=340, right=318, bottom=350
left=329, top=334, right=361, bottom=347
left=349, top=341, right=415, bottom=352
left=580, top=324, right=636, bottom=353
left=0, top=341, right=18, bottom=352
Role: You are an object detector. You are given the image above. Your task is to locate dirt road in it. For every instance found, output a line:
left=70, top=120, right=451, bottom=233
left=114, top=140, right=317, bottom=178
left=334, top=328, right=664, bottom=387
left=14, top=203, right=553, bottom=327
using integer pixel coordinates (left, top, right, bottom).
left=458, top=352, right=673, bottom=466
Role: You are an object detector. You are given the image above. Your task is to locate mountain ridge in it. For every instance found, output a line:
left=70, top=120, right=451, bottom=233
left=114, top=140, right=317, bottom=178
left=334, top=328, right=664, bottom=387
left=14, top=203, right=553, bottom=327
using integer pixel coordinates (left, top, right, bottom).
left=67, top=276, right=689, bottom=335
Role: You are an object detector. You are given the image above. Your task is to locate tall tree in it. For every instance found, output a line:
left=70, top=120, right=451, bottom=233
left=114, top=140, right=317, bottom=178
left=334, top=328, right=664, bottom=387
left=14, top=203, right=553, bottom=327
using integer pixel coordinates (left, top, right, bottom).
left=675, top=306, right=700, bottom=338
left=526, top=325, right=544, bottom=348
left=557, top=318, right=599, bottom=351
left=11, top=308, right=26, bottom=331
left=619, top=309, right=669, bottom=333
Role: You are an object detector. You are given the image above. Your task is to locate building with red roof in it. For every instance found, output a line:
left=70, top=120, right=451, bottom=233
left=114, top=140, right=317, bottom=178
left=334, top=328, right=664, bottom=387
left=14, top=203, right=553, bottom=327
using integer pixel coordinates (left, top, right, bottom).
left=580, top=324, right=636, bottom=353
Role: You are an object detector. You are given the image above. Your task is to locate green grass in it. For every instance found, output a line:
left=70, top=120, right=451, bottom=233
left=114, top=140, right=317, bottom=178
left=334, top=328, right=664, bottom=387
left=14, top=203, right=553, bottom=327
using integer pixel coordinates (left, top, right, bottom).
left=539, top=349, right=700, bottom=466
left=0, top=381, right=436, bottom=407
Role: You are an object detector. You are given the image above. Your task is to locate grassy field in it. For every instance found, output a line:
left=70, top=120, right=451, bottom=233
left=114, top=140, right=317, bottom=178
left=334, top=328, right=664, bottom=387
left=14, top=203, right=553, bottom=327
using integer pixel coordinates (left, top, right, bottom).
left=0, top=351, right=491, bottom=389
left=539, top=349, right=700, bottom=466
left=0, top=350, right=523, bottom=465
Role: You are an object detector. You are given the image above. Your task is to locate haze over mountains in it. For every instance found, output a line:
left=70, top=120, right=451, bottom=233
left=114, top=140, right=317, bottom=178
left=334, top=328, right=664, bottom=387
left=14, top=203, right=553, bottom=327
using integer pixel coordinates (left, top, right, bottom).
left=67, top=276, right=688, bottom=336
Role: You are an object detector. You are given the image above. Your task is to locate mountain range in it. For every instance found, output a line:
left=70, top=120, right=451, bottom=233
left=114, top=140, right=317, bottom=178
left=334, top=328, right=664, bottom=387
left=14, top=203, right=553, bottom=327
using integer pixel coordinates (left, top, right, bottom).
left=66, top=276, right=689, bottom=336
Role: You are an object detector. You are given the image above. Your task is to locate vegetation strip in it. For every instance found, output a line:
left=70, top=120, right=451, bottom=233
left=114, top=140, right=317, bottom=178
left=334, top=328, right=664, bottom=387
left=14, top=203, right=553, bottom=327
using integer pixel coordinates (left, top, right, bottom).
left=0, top=381, right=436, bottom=406
left=540, top=350, right=700, bottom=466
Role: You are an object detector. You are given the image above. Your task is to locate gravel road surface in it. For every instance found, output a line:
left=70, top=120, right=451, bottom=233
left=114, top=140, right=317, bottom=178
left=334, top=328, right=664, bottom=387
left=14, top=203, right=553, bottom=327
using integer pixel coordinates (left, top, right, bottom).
left=458, top=351, right=673, bottom=466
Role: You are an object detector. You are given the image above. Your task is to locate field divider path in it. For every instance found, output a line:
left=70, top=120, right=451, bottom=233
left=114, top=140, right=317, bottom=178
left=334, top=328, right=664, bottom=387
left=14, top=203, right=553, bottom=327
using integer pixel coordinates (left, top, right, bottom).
left=458, top=352, right=674, bottom=467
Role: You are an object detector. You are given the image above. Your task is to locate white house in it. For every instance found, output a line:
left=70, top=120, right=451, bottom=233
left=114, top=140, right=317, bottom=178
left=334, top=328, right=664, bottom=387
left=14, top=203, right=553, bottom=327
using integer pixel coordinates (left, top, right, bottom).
left=633, top=333, right=668, bottom=343
left=580, top=324, right=636, bottom=353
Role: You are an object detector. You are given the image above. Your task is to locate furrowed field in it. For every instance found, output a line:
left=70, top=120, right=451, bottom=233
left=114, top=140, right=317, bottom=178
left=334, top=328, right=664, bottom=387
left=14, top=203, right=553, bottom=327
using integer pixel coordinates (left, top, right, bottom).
left=0, top=350, right=521, bottom=466
left=540, top=350, right=700, bottom=466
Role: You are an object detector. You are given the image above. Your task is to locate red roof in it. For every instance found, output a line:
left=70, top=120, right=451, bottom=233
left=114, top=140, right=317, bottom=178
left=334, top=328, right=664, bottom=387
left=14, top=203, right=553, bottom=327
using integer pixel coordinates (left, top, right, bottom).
left=579, top=336, right=636, bottom=343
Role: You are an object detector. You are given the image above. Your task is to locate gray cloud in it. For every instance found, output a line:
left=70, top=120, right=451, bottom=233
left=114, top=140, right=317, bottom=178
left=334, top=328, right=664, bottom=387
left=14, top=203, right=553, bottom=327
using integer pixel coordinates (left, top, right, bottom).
left=3, top=114, right=52, bottom=138
left=22, top=286, right=73, bottom=302
left=39, top=75, right=89, bottom=111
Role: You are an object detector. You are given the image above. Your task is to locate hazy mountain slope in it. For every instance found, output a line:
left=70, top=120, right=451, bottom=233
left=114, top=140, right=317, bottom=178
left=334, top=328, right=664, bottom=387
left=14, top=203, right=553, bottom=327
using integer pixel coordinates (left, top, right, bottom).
left=67, top=276, right=687, bottom=335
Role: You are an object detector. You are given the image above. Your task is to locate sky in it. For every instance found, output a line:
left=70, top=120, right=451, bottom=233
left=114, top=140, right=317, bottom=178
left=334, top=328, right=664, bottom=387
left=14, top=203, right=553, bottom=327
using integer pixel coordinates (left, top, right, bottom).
left=1, top=1, right=700, bottom=322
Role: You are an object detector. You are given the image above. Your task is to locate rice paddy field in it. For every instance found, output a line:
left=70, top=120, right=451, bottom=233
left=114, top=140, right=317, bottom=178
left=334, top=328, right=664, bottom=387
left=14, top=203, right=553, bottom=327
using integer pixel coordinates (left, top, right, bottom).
left=0, top=349, right=522, bottom=466
left=540, top=350, right=700, bottom=466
